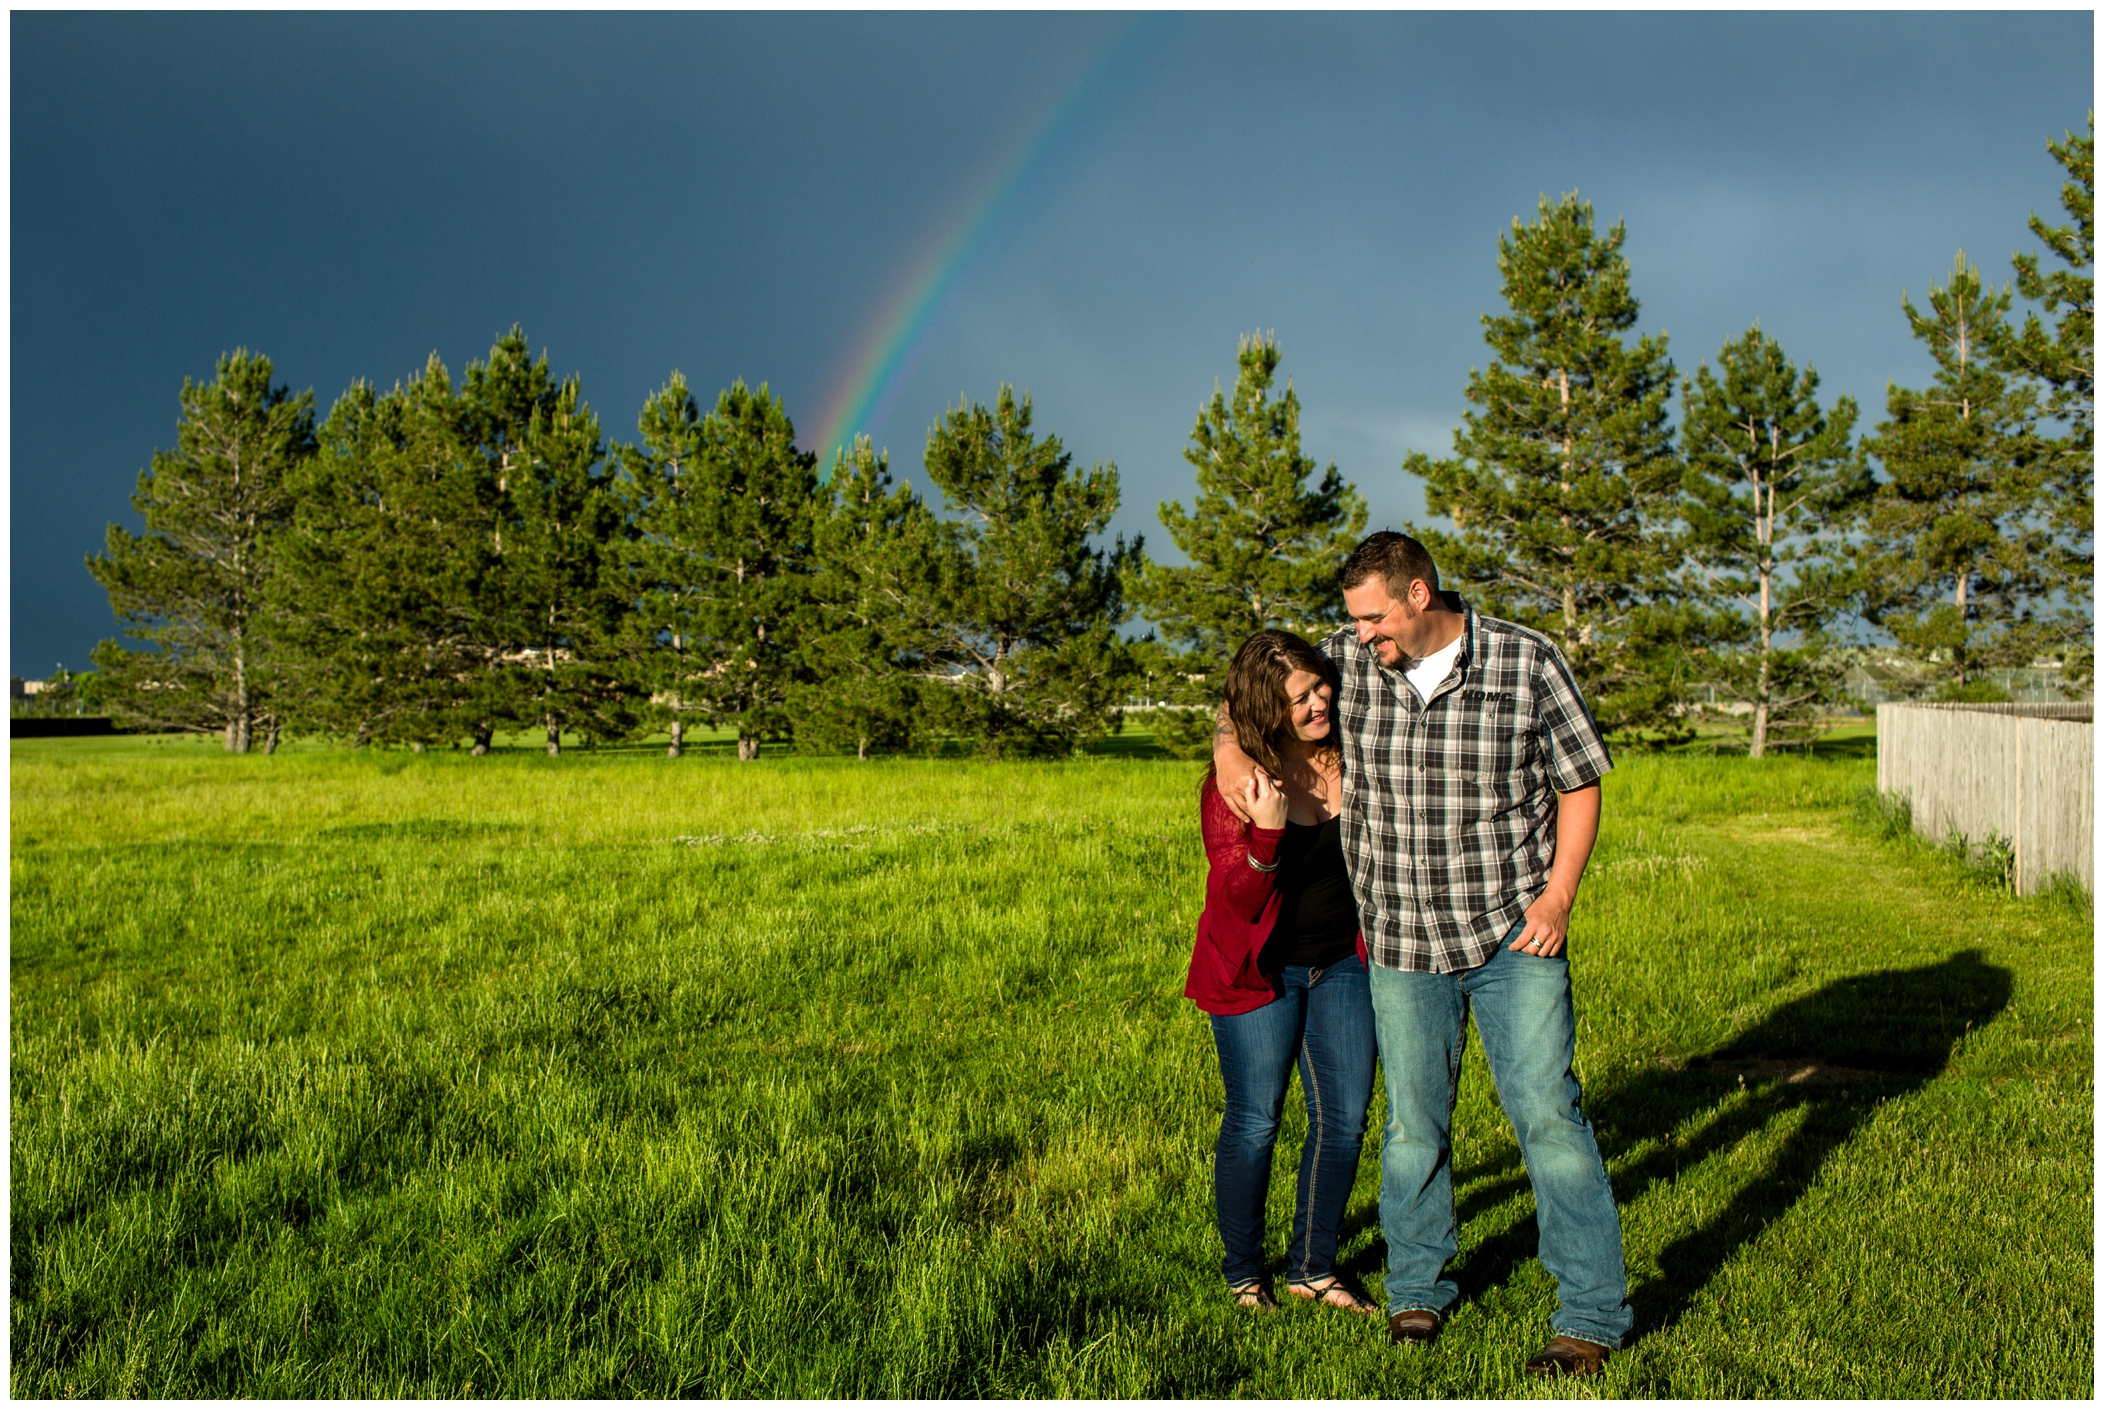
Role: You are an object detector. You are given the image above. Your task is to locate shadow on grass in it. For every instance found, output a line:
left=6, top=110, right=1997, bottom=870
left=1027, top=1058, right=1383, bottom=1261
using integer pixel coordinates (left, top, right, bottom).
left=1348, top=951, right=2011, bottom=1337
left=1612, top=949, right=2012, bottom=1338
left=1806, top=731, right=1877, bottom=762
left=1657, top=729, right=1877, bottom=762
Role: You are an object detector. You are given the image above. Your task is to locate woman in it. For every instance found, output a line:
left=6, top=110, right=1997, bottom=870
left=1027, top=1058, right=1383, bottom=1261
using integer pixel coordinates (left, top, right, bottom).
left=1184, top=629, right=1378, bottom=1315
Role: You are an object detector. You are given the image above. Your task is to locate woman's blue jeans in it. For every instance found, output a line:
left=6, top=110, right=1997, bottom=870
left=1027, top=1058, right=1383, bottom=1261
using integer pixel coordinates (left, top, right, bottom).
left=1207, top=955, right=1377, bottom=1288
left=1365, top=927, right=1632, bottom=1348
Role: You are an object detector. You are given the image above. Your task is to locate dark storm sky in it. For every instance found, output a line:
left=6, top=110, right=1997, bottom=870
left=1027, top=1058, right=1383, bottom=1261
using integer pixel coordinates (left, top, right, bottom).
left=10, top=11, right=2094, bottom=676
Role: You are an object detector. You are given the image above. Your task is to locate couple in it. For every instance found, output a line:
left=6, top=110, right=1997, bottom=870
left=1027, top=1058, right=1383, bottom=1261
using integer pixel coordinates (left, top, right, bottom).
left=1183, top=531, right=1628, bottom=1379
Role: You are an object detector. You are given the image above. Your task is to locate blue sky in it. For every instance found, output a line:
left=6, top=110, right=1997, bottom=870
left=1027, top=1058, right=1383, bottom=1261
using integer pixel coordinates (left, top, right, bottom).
left=11, top=11, right=2093, bottom=676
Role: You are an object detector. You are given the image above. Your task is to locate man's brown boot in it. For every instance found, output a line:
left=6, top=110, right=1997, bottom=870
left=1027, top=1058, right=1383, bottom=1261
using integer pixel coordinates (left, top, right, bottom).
left=1524, top=1334, right=1611, bottom=1377
left=1388, top=1309, right=1440, bottom=1345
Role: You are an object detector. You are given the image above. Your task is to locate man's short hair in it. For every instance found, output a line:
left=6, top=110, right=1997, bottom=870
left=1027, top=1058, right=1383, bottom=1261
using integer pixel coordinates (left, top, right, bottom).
left=1339, top=531, right=1440, bottom=604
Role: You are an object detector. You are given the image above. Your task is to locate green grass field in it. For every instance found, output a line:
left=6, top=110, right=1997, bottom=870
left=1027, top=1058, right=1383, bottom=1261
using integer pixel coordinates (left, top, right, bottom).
left=10, top=730, right=2093, bottom=1397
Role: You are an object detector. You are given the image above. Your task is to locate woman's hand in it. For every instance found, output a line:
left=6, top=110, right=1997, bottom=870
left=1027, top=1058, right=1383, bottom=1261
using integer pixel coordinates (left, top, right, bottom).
left=1241, top=771, right=1288, bottom=831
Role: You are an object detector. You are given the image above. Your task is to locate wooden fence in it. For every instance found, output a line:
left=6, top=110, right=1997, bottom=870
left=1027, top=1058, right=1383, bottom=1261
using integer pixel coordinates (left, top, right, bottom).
left=1876, top=702, right=2093, bottom=895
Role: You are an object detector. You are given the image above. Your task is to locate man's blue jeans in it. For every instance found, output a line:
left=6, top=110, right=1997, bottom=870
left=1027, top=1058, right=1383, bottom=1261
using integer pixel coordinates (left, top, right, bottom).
left=1207, top=956, right=1377, bottom=1288
left=1366, top=926, right=1631, bottom=1347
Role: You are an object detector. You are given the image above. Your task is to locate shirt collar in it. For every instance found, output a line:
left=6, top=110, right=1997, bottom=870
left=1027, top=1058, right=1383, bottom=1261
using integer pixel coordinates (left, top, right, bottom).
left=1451, top=595, right=1475, bottom=668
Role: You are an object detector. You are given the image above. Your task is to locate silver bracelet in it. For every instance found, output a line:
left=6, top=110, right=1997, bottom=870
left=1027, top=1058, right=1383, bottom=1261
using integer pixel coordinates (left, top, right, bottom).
left=1245, top=852, right=1279, bottom=873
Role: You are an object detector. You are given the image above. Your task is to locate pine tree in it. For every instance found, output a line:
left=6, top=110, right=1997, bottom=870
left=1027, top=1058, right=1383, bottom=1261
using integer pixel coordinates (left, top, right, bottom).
left=500, top=374, right=630, bottom=755
left=276, top=356, right=493, bottom=747
left=1988, top=115, right=2094, bottom=687
left=918, top=387, right=1139, bottom=757
left=455, top=328, right=559, bottom=751
left=792, top=436, right=937, bottom=758
left=1862, top=253, right=2047, bottom=693
left=1131, top=333, right=1365, bottom=756
left=613, top=373, right=710, bottom=757
left=679, top=381, right=821, bottom=761
left=1681, top=326, right=1870, bottom=755
left=1404, top=193, right=1691, bottom=737
left=88, top=350, right=315, bottom=752
left=455, top=326, right=623, bottom=754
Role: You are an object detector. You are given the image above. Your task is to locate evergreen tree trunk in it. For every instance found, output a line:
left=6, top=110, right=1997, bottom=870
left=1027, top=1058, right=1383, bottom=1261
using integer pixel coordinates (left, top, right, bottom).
left=667, top=719, right=683, bottom=759
left=1954, top=573, right=1970, bottom=684
left=471, top=723, right=493, bottom=756
left=857, top=734, right=869, bottom=762
left=737, top=733, right=759, bottom=761
left=227, top=649, right=252, bottom=753
left=264, top=719, right=281, bottom=756
left=546, top=718, right=561, bottom=756
left=1953, top=367, right=1973, bottom=688
left=1752, top=556, right=1773, bottom=760
left=1751, top=652, right=1771, bottom=760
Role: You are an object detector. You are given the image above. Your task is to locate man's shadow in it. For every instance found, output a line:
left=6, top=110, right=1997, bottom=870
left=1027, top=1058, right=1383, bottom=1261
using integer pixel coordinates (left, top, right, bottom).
left=1335, top=950, right=2012, bottom=1339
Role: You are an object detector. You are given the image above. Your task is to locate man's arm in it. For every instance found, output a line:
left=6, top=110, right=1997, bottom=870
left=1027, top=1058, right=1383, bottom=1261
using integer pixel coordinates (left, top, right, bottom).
left=1509, top=781, right=1601, bottom=957
left=1212, top=703, right=1265, bottom=821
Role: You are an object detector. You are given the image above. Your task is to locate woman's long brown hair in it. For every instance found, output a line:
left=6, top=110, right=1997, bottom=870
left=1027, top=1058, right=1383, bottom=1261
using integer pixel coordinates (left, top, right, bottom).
left=1202, top=629, right=1342, bottom=796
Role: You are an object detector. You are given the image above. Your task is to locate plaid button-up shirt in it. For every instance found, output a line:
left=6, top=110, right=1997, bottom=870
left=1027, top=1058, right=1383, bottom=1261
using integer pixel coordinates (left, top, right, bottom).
left=1321, top=600, right=1613, bottom=974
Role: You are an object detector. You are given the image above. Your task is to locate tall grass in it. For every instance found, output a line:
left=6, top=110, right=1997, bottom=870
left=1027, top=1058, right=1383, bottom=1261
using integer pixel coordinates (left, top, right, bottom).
left=10, top=735, right=2092, bottom=1396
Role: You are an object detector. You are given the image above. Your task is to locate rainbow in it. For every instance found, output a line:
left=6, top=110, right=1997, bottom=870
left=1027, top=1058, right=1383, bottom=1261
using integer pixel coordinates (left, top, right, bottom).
left=808, top=17, right=1151, bottom=468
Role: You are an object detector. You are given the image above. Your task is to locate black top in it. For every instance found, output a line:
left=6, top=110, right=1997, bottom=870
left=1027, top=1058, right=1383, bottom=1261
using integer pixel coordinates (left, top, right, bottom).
left=1268, top=815, right=1360, bottom=969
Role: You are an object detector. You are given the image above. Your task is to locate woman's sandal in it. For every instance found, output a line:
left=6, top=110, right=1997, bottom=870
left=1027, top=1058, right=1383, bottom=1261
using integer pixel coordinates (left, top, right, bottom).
left=1285, top=1276, right=1381, bottom=1316
left=1228, top=1279, right=1278, bottom=1310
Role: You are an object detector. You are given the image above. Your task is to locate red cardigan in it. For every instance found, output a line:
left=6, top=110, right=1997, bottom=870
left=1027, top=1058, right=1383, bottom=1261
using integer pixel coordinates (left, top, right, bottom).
left=1183, top=782, right=1367, bottom=1016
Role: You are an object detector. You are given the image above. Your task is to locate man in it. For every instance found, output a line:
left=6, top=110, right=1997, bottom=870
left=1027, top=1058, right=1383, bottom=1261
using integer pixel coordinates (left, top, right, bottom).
left=1214, top=530, right=1629, bottom=1377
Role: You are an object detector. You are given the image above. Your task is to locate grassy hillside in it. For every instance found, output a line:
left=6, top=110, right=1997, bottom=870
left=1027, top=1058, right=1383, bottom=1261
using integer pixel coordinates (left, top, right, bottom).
left=9, top=733, right=2092, bottom=1397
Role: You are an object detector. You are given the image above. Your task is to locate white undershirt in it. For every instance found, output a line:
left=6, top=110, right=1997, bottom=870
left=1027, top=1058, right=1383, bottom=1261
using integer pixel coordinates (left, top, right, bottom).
left=1402, top=633, right=1464, bottom=702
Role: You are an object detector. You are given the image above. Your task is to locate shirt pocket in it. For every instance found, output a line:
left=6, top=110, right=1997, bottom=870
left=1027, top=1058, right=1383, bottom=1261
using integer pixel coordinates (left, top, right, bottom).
left=1454, top=769, right=1529, bottom=827
left=1455, top=709, right=1536, bottom=800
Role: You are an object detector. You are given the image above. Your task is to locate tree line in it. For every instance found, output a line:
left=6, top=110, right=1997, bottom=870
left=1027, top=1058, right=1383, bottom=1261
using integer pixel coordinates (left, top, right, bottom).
left=88, top=118, right=2091, bottom=760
